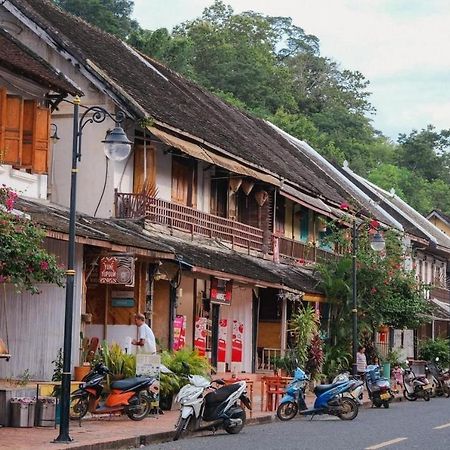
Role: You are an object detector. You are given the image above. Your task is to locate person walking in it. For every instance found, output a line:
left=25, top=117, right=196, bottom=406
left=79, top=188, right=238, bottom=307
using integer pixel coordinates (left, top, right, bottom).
left=357, top=346, right=367, bottom=378
left=132, top=313, right=156, bottom=354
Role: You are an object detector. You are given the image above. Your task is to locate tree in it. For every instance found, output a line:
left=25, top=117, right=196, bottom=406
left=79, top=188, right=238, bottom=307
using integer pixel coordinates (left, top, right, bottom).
left=53, top=0, right=138, bottom=39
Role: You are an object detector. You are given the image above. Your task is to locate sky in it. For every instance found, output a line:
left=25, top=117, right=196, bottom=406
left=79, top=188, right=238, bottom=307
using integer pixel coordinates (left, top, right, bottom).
left=133, top=0, right=450, bottom=140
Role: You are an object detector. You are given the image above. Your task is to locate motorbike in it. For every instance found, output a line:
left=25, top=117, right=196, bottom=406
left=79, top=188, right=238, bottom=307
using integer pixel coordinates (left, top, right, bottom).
left=276, top=367, right=359, bottom=421
left=426, top=357, right=450, bottom=398
left=364, top=365, right=394, bottom=408
left=69, top=362, right=156, bottom=420
left=173, top=372, right=252, bottom=441
left=403, top=362, right=432, bottom=401
left=332, top=372, right=364, bottom=405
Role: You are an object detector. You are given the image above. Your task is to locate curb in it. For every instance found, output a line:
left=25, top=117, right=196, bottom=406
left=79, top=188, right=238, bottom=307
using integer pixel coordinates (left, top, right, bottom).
left=63, top=414, right=276, bottom=450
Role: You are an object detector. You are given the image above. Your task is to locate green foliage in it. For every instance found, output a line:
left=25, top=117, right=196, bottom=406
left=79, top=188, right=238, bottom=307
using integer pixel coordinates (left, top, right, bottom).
left=53, top=0, right=138, bottom=39
left=288, top=304, right=319, bottom=367
left=419, top=338, right=450, bottom=367
left=382, top=349, right=403, bottom=367
left=51, top=348, right=64, bottom=382
left=0, top=186, right=65, bottom=293
left=101, top=341, right=136, bottom=378
left=159, top=348, right=212, bottom=396
left=322, top=344, right=351, bottom=381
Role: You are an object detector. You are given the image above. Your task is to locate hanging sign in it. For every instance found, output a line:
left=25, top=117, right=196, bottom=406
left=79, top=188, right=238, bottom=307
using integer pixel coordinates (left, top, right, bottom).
left=231, top=320, right=243, bottom=363
left=173, top=315, right=186, bottom=351
left=99, top=255, right=135, bottom=286
left=218, top=319, right=228, bottom=363
left=210, top=278, right=232, bottom=305
left=194, top=317, right=208, bottom=356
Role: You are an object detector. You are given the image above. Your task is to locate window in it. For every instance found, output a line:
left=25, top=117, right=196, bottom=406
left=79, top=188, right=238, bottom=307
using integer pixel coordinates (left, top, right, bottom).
left=171, top=155, right=197, bottom=207
left=0, top=88, right=50, bottom=173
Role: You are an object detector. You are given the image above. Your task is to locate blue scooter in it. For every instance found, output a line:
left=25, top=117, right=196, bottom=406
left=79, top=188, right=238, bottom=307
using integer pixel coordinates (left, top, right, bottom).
left=276, top=368, right=359, bottom=421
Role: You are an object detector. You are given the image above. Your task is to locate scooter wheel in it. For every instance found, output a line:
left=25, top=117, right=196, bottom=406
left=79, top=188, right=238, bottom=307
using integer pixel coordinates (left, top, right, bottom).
left=225, top=409, right=246, bottom=434
left=173, top=416, right=191, bottom=441
left=423, top=392, right=431, bottom=401
left=337, top=398, right=358, bottom=421
left=383, top=402, right=390, bottom=409
left=126, top=394, right=152, bottom=421
left=69, top=396, right=88, bottom=420
left=403, top=390, right=417, bottom=401
left=276, top=401, right=298, bottom=421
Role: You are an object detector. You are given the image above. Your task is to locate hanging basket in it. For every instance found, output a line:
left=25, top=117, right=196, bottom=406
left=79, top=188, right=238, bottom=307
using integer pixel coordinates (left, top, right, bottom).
left=241, top=179, right=255, bottom=195
left=229, top=177, right=243, bottom=193
left=255, top=190, right=269, bottom=207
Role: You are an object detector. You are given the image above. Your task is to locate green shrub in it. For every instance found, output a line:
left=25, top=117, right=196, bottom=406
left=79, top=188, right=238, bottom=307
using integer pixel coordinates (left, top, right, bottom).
left=419, top=338, right=450, bottom=367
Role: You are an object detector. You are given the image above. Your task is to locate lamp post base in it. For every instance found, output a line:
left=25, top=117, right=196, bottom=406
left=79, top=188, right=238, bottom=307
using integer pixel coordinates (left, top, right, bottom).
left=53, top=435, right=73, bottom=444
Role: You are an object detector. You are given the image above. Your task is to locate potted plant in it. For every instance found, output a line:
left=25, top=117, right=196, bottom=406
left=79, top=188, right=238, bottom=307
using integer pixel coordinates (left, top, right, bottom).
left=73, top=333, right=92, bottom=381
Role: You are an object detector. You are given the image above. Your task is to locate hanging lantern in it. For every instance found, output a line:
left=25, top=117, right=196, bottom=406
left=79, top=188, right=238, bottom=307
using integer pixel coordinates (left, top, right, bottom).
left=255, top=190, right=269, bottom=207
left=317, top=216, right=327, bottom=232
left=229, top=177, right=243, bottom=193
left=241, top=179, right=255, bottom=196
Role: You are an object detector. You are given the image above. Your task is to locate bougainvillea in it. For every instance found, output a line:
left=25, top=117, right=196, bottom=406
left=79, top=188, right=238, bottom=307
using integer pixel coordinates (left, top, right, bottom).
left=0, top=185, right=65, bottom=294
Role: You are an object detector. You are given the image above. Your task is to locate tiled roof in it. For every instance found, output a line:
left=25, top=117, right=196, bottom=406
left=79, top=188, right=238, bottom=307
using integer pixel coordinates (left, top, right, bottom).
left=0, top=27, right=80, bottom=95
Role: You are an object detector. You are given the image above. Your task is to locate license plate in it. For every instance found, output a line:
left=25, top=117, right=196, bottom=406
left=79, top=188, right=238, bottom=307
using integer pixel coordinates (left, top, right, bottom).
left=380, top=393, right=390, bottom=400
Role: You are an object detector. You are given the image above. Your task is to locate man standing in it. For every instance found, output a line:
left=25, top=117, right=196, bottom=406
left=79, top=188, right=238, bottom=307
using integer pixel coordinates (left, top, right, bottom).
left=132, top=313, right=156, bottom=354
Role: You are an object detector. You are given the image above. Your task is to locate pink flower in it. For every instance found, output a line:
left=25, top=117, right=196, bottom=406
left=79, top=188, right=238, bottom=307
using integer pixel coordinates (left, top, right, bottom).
left=40, top=261, right=49, bottom=270
left=0, top=275, right=6, bottom=283
left=370, top=219, right=380, bottom=230
left=371, top=287, right=377, bottom=294
left=339, top=202, right=350, bottom=211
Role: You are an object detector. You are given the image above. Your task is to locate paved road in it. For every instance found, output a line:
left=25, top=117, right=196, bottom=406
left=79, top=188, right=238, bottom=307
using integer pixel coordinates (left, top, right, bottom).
left=144, top=397, right=450, bottom=450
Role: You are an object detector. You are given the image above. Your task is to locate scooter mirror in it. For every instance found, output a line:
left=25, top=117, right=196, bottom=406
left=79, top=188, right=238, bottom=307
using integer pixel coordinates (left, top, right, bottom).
left=182, top=361, right=191, bottom=374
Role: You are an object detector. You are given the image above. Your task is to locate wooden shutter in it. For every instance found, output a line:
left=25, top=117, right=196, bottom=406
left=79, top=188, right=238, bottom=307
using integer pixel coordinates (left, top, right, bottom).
left=133, top=144, right=156, bottom=193
left=22, top=100, right=36, bottom=168
left=32, top=105, right=50, bottom=173
left=171, top=156, right=197, bottom=207
left=3, top=95, right=23, bottom=165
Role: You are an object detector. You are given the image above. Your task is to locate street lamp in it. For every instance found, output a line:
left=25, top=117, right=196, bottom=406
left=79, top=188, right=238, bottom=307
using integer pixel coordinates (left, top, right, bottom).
left=55, top=97, right=132, bottom=443
left=351, top=222, right=385, bottom=376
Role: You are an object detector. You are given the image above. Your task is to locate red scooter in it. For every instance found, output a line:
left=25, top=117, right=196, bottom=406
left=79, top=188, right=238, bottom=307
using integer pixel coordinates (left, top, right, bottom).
left=70, top=362, right=157, bottom=420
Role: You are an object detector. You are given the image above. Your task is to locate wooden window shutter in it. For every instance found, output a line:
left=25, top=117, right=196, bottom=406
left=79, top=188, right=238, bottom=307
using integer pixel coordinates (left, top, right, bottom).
left=0, top=88, right=6, bottom=162
left=3, top=95, right=23, bottom=165
left=32, top=105, right=50, bottom=173
left=22, top=100, right=36, bottom=168
left=133, top=144, right=155, bottom=193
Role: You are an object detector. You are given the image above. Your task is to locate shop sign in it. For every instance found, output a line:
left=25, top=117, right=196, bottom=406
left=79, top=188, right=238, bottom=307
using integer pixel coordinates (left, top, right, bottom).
left=210, top=277, right=232, bottom=305
left=173, top=315, right=186, bottom=351
left=218, top=319, right=228, bottom=363
left=231, top=320, right=243, bottom=363
left=99, top=254, right=135, bottom=286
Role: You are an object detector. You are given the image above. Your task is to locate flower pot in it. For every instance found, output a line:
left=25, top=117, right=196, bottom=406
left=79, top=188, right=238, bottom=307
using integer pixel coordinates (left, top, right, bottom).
left=73, top=365, right=91, bottom=381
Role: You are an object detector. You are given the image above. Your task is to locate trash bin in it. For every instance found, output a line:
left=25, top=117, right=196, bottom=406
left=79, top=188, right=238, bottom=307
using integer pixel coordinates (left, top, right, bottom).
left=36, top=397, right=57, bottom=427
left=382, top=362, right=391, bottom=379
left=10, top=397, right=36, bottom=427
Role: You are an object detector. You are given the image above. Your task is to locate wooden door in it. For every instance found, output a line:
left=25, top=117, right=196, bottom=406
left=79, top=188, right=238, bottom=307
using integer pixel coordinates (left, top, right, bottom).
left=3, top=95, right=23, bottom=165
left=171, top=155, right=196, bottom=207
left=133, top=144, right=156, bottom=193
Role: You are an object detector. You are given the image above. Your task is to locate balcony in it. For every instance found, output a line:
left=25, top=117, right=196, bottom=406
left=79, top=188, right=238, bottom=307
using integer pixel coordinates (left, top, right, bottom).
left=115, top=193, right=338, bottom=262
left=275, top=235, right=339, bottom=264
left=115, top=193, right=265, bottom=252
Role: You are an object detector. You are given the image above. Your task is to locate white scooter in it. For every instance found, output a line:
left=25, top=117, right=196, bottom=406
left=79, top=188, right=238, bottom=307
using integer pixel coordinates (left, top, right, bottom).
left=173, top=370, right=251, bottom=441
left=332, top=372, right=364, bottom=405
left=403, top=361, right=432, bottom=401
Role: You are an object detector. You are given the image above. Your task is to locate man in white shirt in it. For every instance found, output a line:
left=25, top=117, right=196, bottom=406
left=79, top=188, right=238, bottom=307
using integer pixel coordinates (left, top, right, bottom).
left=132, top=313, right=156, bottom=354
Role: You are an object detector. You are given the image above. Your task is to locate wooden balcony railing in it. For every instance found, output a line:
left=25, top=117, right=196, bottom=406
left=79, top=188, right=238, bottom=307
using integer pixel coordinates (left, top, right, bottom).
left=115, top=193, right=264, bottom=252
left=114, top=192, right=339, bottom=262
left=430, top=286, right=450, bottom=303
left=275, top=235, right=339, bottom=263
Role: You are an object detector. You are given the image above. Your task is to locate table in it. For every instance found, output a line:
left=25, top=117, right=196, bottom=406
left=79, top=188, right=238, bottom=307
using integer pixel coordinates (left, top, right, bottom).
left=222, top=378, right=254, bottom=418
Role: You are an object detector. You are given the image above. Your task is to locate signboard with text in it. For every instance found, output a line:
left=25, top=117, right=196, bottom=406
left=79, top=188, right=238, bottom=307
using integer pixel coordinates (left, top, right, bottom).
left=210, top=278, right=232, bottom=305
left=99, top=255, right=135, bottom=286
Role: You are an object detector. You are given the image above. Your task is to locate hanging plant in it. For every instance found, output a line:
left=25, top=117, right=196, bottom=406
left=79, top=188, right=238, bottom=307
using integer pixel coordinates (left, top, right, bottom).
left=0, top=186, right=65, bottom=294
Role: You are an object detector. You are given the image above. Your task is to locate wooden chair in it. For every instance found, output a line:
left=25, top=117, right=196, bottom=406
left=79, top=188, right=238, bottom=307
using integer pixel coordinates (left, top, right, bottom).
left=261, top=376, right=285, bottom=412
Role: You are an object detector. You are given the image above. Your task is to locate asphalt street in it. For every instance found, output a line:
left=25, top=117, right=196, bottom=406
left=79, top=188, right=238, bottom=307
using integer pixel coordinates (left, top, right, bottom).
left=144, top=397, right=450, bottom=450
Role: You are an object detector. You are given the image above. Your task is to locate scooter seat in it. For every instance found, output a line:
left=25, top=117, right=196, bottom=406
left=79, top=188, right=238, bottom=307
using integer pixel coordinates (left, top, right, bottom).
left=314, top=381, right=345, bottom=394
left=111, top=376, right=152, bottom=391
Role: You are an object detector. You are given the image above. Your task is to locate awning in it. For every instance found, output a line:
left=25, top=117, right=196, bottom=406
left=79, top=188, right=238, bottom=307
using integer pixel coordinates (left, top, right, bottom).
left=148, top=126, right=280, bottom=186
left=430, top=298, right=450, bottom=322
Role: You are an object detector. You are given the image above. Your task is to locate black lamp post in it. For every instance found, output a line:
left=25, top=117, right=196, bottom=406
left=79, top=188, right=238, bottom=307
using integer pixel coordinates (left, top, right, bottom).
left=351, top=221, right=385, bottom=376
left=55, top=97, right=132, bottom=443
